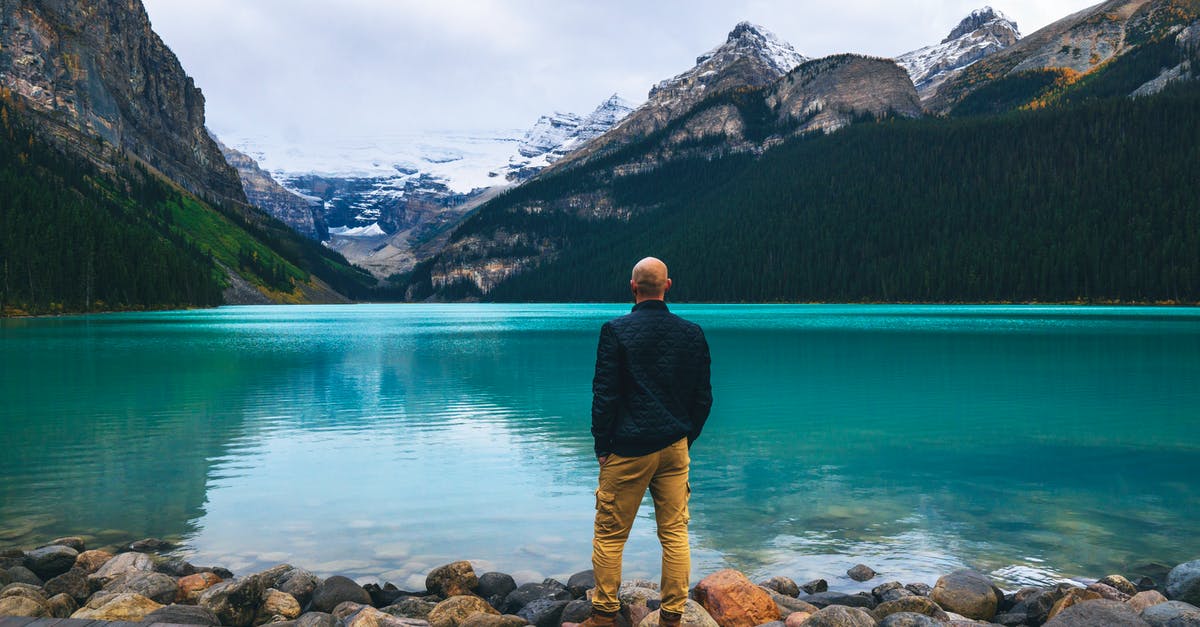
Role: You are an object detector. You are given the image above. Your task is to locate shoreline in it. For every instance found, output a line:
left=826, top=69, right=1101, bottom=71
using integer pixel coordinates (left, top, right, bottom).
left=2, top=537, right=1198, bottom=626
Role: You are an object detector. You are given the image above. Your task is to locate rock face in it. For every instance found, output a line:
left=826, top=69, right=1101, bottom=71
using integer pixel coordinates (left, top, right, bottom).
left=929, top=570, right=999, bottom=621
left=693, top=569, right=782, bottom=627
left=0, top=0, right=245, bottom=204
left=766, top=55, right=922, bottom=135
left=897, top=7, right=1022, bottom=100
left=1168, top=559, right=1200, bottom=605
left=212, top=132, right=327, bottom=240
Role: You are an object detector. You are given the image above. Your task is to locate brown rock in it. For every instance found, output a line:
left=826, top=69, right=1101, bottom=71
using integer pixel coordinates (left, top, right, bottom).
left=256, top=587, right=303, bottom=625
left=71, top=591, right=164, bottom=621
left=782, top=611, right=813, bottom=627
left=638, top=600, right=720, bottom=627
left=871, top=596, right=948, bottom=621
left=179, top=571, right=226, bottom=603
left=74, top=549, right=115, bottom=574
left=427, top=562, right=480, bottom=598
left=45, top=592, right=78, bottom=618
left=693, top=569, right=781, bottom=627
left=930, top=570, right=999, bottom=621
left=50, top=536, right=87, bottom=552
left=1087, top=582, right=1130, bottom=602
left=1047, top=588, right=1103, bottom=621
left=0, top=582, right=48, bottom=603
left=428, top=595, right=501, bottom=627
left=846, top=565, right=877, bottom=583
left=345, top=605, right=433, bottom=627
left=0, top=595, right=50, bottom=617
left=1100, top=575, right=1140, bottom=596
left=1128, top=590, right=1170, bottom=612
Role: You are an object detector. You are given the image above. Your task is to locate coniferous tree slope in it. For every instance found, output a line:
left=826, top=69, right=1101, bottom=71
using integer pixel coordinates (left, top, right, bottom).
left=474, top=81, right=1200, bottom=304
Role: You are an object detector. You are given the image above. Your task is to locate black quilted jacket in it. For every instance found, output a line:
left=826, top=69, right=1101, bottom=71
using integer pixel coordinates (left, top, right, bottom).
left=591, top=300, right=713, bottom=457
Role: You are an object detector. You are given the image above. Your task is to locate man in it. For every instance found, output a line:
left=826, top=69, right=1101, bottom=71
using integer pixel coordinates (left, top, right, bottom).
left=584, top=257, right=713, bottom=627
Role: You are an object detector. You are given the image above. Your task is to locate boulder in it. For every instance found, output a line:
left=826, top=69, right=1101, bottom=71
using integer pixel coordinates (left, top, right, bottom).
left=1043, top=598, right=1150, bottom=626
left=796, top=605, right=876, bottom=627
left=638, top=600, right=720, bottom=627
left=1130, top=590, right=1171, bottom=612
left=24, top=544, right=79, bottom=580
left=180, top=571, right=226, bottom=603
left=1089, top=582, right=1131, bottom=602
left=0, top=595, right=50, bottom=617
left=504, top=582, right=573, bottom=614
left=276, top=567, right=321, bottom=607
left=930, top=570, right=999, bottom=621
left=75, top=549, right=115, bottom=574
left=385, top=597, right=441, bottom=620
left=126, top=537, right=176, bottom=553
left=871, top=596, right=948, bottom=622
left=1169, top=561, right=1200, bottom=606
left=6, top=565, right=43, bottom=586
left=846, top=565, right=876, bottom=583
left=256, top=587, right=304, bottom=624
left=561, top=599, right=594, bottom=624
left=796, top=592, right=875, bottom=609
left=1102, top=575, right=1141, bottom=597
left=1047, top=588, right=1103, bottom=621
left=693, top=569, right=781, bottom=627
left=759, top=577, right=800, bottom=598
left=71, top=591, right=163, bottom=621
left=568, top=570, right=597, bottom=598
left=759, top=587, right=818, bottom=617
left=878, top=613, right=942, bottom=627
left=49, top=537, right=86, bottom=552
left=296, top=611, right=339, bottom=627
left=44, top=567, right=90, bottom=603
left=199, top=576, right=268, bottom=627
left=113, top=570, right=179, bottom=604
left=90, top=550, right=155, bottom=586
left=428, top=562, right=480, bottom=598
left=312, top=575, right=371, bottom=613
left=871, top=582, right=911, bottom=604
left=158, top=558, right=200, bottom=578
left=517, top=598, right=569, bottom=627
left=800, top=580, right=828, bottom=594
left=460, top=614, right=530, bottom=627
left=144, top=603, right=223, bottom=625
left=903, top=583, right=931, bottom=597
left=1140, top=600, right=1200, bottom=626
left=45, top=592, right=77, bottom=618
left=479, top=572, right=518, bottom=609
left=428, top=595, right=501, bottom=627
left=345, top=604, right=434, bottom=627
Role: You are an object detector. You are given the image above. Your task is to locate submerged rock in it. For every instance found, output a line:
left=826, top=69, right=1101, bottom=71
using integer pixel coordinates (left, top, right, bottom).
left=847, top=564, right=877, bottom=583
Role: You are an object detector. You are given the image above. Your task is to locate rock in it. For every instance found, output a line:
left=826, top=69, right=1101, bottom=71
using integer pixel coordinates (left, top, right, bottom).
left=366, top=583, right=406, bottom=608
left=45, top=592, right=77, bottom=618
left=158, top=557, right=200, bottom=578
left=796, top=592, right=875, bottom=609
left=44, top=567, right=90, bottom=603
left=180, top=571, right=226, bottom=603
left=312, top=575, right=371, bottom=613
left=618, top=582, right=661, bottom=627
left=782, top=612, right=813, bottom=627
left=871, top=596, right=948, bottom=621
left=199, top=576, right=268, bottom=627
left=800, top=580, right=828, bottom=595
left=429, top=595, right=501, bottom=627
left=334, top=601, right=369, bottom=621
left=797, top=605, right=876, bottom=627
left=296, top=611, right=338, bottom=627
left=345, top=605, right=434, bottom=627
left=1090, top=581, right=1131, bottom=602
left=561, top=599, right=593, bottom=624
left=0, top=569, right=10, bottom=587
left=1169, top=561, right=1200, bottom=606
left=846, top=565, right=877, bottom=583
left=1007, top=583, right=1076, bottom=625
left=1043, top=598, right=1150, bottom=626
left=693, top=569, right=781, bottom=627
left=201, top=566, right=237, bottom=580
left=517, top=598, right=569, bottom=627
left=1103, top=575, right=1141, bottom=597
left=1047, top=588, right=1103, bottom=621
left=428, top=562, right=480, bottom=598
left=759, top=587, right=818, bottom=617
left=256, top=587, right=304, bottom=625
left=1131, top=590, right=1172, bottom=612
left=384, top=597, right=441, bottom=620
left=71, top=591, right=163, bottom=621
left=878, top=613, right=942, bottom=627
left=903, top=584, right=931, bottom=597
left=0, top=595, right=50, bottom=617
left=480, top=572, right=519, bottom=609
left=75, top=549, right=115, bottom=574
left=276, top=567, right=320, bottom=607
left=91, top=550, right=155, bottom=587
left=992, top=610, right=1029, bottom=626
left=568, top=570, right=597, bottom=599
left=638, top=600, right=720, bottom=627
left=144, top=604, right=223, bottom=624
left=126, top=537, right=176, bottom=553
left=1, top=581, right=47, bottom=602
left=113, top=570, right=179, bottom=604
left=1140, top=600, right=1200, bottom=626
left=6, top=565, right=43, bottom=586
left=24, top=544, right=79, bottom=580
left=49, top=537, right=86, bottom=552
left=504, top=582, right=573, bottom=614
left=460, top=614, right=530, bottom=627
left=759, top=577, right=800, bottom=598
left=930, top=570, right=999, bottom=621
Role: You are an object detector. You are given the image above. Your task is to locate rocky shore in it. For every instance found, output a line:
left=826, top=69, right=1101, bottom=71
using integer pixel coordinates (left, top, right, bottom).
left=1, top=537, right=1198, bottom=627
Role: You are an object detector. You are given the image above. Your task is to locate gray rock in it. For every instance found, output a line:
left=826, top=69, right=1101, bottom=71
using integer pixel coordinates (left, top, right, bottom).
left=1007, top=583, right=1076, bottom=625
left=638, top=600, right=719, bottom=627
left=930, top=570, right=999, bottom=621
left=878, top=613, right=942, bottom=627
left=1141, top=600, right=1200, bottom=626
left=114, top=571, right=179, bottom=604
left=126, top=537, right=176, bottom=553
left=199, top=576, right=268, bottom=627
left=503, top=582, right=573, bottom=614
left=45, top=592, right=77, bottom=618
left=49, top=537, right=86, bottom=552
left=871, top=596, right=947, bottom=622
left=91, top=551, right=155, bottom=587
left=7, top=565, right=43, bottom=586
left=333, top=602, right=368, bottom=621
left=384, top=597, right=441, bottom=620
left=871, top=582, right=912, bottom=604
left=760, top=586, right=819, bottom=616
left=903, top=583, right=931, bottom=597
left=0, top=569, right=10, bottom=587
left=276, top=567, right=321, bottom=607
left=517, top=598, right=568, bottom=627
left=427, top=562, right=479, bottom=598
left=255, top=565, right=298, bottom=590
left=296, top=611, right=338, bottom=627
left=561, top=598, right=593, bottom=624
left=847, top=564, right=877, bottom=583
left=312, top=575, right=371, bottom=614
left=1169, top=561, right=1200, bottom=606
left=991, top=611, right=1028, bottom=627
left=801, top=579, right=829, bottom=594
left=44, top=567, right=90, bottom=603
left=759, top=577, right=800, bottom=598
left=797, top=591, right=876, bottom=609
left=1043, top=598, right=1150, bottom=626
left=799, top=605, right=876, bottom=627
left=567, top=570, right=596, bottom=599
left=142, top=603, right=222, bottom=625
left=157, top=558, right=199, bottom=578
left=24, top=544, right=79, bottom=580
left=479, top=572, right=518, bottom=609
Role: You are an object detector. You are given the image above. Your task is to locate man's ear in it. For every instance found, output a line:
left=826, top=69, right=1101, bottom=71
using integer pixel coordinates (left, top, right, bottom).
left=630, top=279, right=638, bottom=295
left=664, top=278, right=673, bottom=292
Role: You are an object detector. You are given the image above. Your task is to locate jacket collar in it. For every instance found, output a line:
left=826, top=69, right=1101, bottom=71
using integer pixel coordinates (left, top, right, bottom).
left=632, top=299, right=668, bottom=312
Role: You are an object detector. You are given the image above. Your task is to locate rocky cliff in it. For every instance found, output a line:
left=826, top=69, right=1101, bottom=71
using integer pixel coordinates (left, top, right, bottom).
left=897, top=7, right=1022, bottom=101
left=0, top=0, right=244, bottom=203
left=210, top=131, right=327, bottom=240
left=768, top=55, right=922, bottom=134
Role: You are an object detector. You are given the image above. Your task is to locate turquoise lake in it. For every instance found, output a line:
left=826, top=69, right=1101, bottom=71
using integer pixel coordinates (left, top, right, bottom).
left=2, top=304, right=1198, bottom=591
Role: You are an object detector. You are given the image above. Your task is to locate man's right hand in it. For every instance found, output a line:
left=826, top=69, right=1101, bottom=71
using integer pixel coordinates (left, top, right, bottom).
left=597, top=455, right=610, bottom=466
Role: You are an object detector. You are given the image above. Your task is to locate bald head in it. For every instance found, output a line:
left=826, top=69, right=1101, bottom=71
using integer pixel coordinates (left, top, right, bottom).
left=631, top=257, right=671, bottom=301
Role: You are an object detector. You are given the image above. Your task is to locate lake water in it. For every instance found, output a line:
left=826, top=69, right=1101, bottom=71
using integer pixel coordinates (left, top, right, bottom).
left=2, top=304, right=1198, bottom=591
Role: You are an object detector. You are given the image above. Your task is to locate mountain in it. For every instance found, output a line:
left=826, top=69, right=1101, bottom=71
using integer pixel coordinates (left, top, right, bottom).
left=210, top=132, right=327, bottom=240
left=498, top=94, right=636, bottom=181
left=896, top=7, right=1022, bottom=100
left=0, top=0, right=243, bottom=204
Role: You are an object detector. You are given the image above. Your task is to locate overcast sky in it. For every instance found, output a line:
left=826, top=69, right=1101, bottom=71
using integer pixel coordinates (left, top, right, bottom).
left=143, top=0, right=1100, bottom=143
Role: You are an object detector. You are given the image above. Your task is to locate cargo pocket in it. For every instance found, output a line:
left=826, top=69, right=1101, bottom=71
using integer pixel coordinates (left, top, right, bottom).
left=684, top=482, right=691, bottom=524
left=595, top=489, right=618, bottom=533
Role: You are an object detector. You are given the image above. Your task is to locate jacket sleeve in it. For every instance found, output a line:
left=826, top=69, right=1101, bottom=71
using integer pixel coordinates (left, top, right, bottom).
left=591, top=322, right=620, bottom=457
left=687, top=328, right=713, bottom=447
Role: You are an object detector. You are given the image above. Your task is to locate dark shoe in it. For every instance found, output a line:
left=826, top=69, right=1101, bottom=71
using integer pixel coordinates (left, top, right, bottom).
left=660, top=610, right=682, bottom=627
left=580, top=609, right=617, bottom=627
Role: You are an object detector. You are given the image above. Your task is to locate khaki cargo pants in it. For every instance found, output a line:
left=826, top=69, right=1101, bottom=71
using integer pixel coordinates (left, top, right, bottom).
left=592, top=437, right=691, bottom=616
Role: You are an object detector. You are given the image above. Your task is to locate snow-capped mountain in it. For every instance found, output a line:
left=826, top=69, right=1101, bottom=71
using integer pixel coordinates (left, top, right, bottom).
left=897, top=7, right=1021, bottom=100
left=499, top=94, right=636, bottom=180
